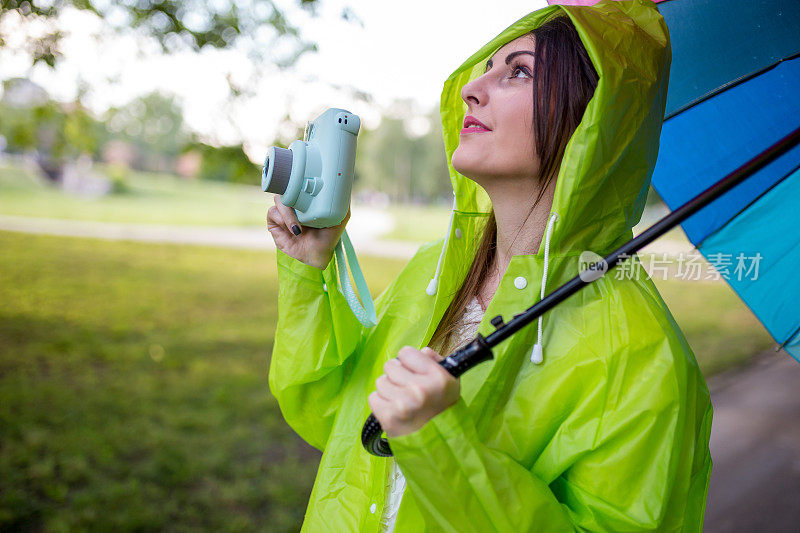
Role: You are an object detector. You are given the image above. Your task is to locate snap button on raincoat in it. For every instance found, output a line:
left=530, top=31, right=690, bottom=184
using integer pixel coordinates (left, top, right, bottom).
left=269, top=0, right=713, bottom=531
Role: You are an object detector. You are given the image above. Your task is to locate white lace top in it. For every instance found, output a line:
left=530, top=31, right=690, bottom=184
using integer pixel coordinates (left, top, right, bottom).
left=379, top=296, right=486, bottom=532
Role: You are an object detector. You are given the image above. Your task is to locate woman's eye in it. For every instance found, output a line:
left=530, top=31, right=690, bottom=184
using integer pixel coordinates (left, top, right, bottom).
left=509, top=65, right=532, bottom=79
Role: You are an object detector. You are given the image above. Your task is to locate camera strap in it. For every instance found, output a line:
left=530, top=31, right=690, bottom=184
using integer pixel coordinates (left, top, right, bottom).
left=334, top=229, right=377, bottom=328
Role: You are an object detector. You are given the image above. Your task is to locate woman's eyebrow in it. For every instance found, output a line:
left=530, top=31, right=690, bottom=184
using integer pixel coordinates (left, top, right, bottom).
left=484, top=50, right=535, bottom=73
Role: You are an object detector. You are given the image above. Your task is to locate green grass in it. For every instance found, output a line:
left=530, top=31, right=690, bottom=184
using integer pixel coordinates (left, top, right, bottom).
left=0, top=162, right=268, bottom=227
left=383, top=204, right=452, bottom=242
left=0, top=231, right=406, bottom=531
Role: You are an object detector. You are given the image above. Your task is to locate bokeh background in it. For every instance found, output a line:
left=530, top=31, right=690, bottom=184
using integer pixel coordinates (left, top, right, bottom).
left=1, top=0, right=796, bottom=531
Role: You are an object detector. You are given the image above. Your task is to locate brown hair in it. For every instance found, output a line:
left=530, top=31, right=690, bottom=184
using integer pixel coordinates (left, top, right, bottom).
left=428, top=14, right=599, bottom=353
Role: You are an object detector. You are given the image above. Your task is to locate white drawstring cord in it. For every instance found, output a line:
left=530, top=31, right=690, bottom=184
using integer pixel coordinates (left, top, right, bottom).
left=426, top=193, right=457, bottom=296
left=531, top=211, right=559, bottom=364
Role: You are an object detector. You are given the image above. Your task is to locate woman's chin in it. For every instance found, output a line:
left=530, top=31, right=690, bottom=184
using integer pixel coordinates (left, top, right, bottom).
left=453, top=158, right=485, bottom=181
left=453, top=166, right=489, bottom=187
left=452, top=153, right=482, bottom=180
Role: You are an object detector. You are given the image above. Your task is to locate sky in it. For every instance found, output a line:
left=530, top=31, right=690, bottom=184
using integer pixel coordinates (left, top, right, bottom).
left=0, top=0, right=549, bottom=159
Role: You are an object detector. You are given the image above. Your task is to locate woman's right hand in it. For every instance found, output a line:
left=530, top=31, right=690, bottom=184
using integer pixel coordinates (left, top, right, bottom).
left=267, top=194, right=351, bottom=270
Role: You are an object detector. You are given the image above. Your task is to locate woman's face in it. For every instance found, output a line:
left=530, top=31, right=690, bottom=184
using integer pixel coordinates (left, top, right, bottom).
left=451, top=34, right=541, bottom=185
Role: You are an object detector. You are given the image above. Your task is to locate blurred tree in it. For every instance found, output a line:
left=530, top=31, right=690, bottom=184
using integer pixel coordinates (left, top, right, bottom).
left=0, top=78, right=105, bottom=181
left=185, top=142, right=260, bottom=185
left=356, top=114, right=411, bottom=200
left=0, top=0, right=325, bottom=74
left=354, top=103, right=450, bottom=204
left=411, top=108, right=452, bottom=203
left=0, top=1, right=366, bottom=169
left=104, top=91, right=188, bottom=172
left=0, top=79, right=261, bottom=183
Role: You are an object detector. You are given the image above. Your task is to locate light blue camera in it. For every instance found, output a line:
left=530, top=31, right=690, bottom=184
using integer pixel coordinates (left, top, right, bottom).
left=262, top=107, right=376, bottom=328
left=262, top=108, right=360, bottom=228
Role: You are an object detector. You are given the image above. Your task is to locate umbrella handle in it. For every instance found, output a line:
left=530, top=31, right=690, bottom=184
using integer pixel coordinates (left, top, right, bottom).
left=361, top=335, right=494, bottom=457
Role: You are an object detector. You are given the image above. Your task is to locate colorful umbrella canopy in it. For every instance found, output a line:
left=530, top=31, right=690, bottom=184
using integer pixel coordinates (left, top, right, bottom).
left=651, top=0, right=800, bottom=362
left=552, top=0, right=800, bottom=361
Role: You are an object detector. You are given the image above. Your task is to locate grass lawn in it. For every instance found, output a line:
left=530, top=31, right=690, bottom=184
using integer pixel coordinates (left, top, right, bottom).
left=0, top=162, right=268, bottom=228
left=0, top=231, right=405, bottom=531
left=383, top=204, right=452, bottom=242
left=0, top=230, right=773, bottom=529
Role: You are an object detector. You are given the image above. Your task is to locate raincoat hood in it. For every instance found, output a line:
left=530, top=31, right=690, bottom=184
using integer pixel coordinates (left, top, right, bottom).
left=429, top=0, right=670, bottom=294
left=269, top=1, right=713, bottom=531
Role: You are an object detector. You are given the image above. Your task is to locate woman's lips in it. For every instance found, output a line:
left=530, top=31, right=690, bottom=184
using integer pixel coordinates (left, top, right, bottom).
left=460, top=126, right=491, bottom=134
left=462, top=115, right=491, bottom=134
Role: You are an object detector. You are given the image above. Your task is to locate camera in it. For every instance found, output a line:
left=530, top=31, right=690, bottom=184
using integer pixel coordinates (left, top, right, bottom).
left=262, top=108, right=361, bottom=228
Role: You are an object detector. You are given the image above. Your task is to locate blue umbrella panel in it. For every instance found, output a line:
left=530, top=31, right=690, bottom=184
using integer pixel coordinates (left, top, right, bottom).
left=653, top=0, right=800, bottom=362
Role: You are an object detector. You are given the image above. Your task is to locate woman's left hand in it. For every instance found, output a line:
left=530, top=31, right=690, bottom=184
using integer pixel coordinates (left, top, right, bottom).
left=368, top=346, right=461, bottom=438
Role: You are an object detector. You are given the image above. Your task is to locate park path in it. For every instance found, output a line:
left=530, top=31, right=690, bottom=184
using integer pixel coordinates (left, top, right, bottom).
left=704, top=348, right=800, bottom=531
left=0, top=212, right=694, bottom=259
left=0, top=212, right=420, bottom=259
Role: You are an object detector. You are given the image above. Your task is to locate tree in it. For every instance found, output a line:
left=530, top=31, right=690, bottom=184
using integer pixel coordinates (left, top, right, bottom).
left=0, top=0, right=325, bottom=73
left=0, top=78, right=104, bottom=181
left=354, top=103, right=450, bottom=204
left=0, top=0, right=366, bottom=181
left=104, top=91, right=189, bottom=171
left=185, top=142, right=260, bottom=185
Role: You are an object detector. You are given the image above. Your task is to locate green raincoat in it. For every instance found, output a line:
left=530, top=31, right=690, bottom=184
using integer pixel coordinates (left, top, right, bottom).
left=269, top=0, right=713, bottom=530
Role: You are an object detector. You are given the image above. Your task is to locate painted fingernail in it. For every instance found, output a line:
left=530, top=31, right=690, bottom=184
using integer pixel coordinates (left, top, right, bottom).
left=291, top=225, right=301, bottom=236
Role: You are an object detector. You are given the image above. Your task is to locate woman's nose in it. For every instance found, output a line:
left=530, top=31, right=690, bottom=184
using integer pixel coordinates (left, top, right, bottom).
left=461, top=74, right=488, bottom=107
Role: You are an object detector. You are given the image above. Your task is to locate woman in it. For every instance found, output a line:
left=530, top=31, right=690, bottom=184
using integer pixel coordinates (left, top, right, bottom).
left=267, top=1, right=713, bottom=531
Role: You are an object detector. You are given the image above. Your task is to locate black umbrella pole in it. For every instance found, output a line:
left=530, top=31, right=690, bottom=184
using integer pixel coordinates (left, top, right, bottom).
left=363, top=125, right=800, bottom=457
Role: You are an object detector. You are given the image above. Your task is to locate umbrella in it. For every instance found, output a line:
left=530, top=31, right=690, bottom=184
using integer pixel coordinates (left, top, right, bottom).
left=362, top=0, right=800, bottom=456
left=650, top=0, right=800, bottom=362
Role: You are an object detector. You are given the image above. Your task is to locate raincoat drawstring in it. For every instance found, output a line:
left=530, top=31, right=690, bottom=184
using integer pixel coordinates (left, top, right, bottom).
left=427, top=202, right=559, bottom=365
left=531, top=211, right=559, bottom=364
left=426, top=194, right=457, bottom=296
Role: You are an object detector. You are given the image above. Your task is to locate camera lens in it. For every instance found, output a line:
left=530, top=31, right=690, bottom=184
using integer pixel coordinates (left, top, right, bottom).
left=263, top=146, right=292, bottom=194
